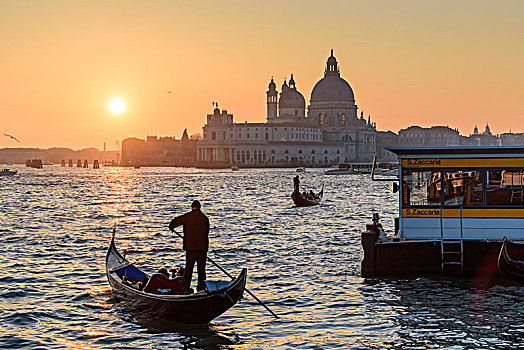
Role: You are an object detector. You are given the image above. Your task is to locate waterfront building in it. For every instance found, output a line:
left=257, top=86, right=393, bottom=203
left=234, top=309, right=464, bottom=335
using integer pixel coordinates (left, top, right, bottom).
left=121, top=130, right=196, bottom=166
left=375, top=131, right=398, bottom=162
left=501, top=132, right=524, bottom=146
left=197, top=51, right=377, bottom=167
left=398, top=126, right=460, bottom=147
left=460, top=124, right=500, bottom=146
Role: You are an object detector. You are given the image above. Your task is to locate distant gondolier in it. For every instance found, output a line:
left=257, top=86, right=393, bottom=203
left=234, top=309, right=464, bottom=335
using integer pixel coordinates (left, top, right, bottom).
left=293, top=175, right=300, bottom=194
left=169, top=200, right=209, bottom=294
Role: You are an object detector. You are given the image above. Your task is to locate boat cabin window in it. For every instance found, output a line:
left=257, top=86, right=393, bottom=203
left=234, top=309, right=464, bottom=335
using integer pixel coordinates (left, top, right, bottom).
left=443, top=171, right=483, bottom=206
left=402, top=170, right=440, bottom=206
left=487, top=169, right=524, bottom=205
left=403, top=169, right=483, bottom=207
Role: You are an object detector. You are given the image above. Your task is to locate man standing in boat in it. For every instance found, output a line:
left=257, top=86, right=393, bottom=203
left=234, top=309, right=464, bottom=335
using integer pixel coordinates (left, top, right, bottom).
left=293, top=175, right=300, bottom=195
left=169, top=200, right=209, bottom=294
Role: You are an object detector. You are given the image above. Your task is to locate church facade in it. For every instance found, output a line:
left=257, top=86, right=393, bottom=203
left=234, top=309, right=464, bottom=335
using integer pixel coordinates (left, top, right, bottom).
left=197, top=51, right=377, bottom=167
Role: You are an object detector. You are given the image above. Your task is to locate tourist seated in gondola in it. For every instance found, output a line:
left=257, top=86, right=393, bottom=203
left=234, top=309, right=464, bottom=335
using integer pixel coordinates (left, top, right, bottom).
left=158, top=267, right=169, bottom=278
left=143, top=267, right=185, bottom=294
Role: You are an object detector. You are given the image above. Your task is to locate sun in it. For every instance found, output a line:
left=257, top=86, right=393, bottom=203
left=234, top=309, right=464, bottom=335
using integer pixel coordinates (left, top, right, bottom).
left=109, top=98, right=126, bottom=114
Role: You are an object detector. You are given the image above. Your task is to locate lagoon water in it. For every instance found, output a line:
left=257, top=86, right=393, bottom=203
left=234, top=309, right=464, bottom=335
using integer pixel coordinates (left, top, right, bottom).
left=1, top=166, right=523, bottom=349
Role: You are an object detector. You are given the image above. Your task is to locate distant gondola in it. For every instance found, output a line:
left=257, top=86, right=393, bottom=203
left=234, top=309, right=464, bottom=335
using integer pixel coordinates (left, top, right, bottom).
left=291, top=185, right=323, bottom=207
left=498, top=236, right=524, bottom=285
left=106, top=232, right=247, bottom=324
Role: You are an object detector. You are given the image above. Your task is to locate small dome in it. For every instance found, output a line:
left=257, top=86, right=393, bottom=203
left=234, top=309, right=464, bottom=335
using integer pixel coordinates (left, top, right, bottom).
left=279, top=88, right=305, bottom=109
left=279, top=76, right=305, bottom=109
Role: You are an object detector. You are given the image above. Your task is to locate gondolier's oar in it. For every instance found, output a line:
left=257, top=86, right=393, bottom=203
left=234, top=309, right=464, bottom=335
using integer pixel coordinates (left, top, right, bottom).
left=171, top=229, right=279, bottom=319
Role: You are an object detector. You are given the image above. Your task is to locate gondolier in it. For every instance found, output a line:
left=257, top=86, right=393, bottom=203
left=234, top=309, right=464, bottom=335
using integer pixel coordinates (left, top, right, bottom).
left=293, top=175, right=300, bottom=194
left=169, top=200, right=209, bottom=294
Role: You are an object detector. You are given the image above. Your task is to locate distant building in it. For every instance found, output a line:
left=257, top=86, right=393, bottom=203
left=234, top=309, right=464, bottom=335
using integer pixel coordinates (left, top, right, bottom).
left=0, top=147, right=119, bottom=165
left=398, top=126, right=460, bottom=147
left=0, top=148, right=44, bottom=164
left=376, top=131, right=398, bottom=162
left=197, top=50, right=377, bottom=167
left=461, top=124, right=500, bottom=146
left=500, top=132, right=524, bottom=146
left=121, top=129, right=196, bottom=166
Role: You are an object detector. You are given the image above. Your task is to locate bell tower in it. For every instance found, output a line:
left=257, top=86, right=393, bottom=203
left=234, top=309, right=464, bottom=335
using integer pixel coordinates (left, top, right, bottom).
left=266, top=77, right=278, bottom=120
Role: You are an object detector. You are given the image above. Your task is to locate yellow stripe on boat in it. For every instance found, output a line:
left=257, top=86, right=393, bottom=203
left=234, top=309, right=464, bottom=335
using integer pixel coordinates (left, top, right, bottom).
left=401, top=158, right=524, bottom=168
left=403, top=208, right=524, bottom=218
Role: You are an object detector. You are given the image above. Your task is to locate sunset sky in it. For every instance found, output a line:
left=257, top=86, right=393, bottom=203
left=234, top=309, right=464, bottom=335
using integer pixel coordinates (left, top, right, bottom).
left=1, top=0, right=523, bottom=149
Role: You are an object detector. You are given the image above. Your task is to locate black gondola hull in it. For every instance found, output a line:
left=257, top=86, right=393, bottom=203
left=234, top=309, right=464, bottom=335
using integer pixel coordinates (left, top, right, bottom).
left=291, top=194, right=320, bottom=207
left=498, top=237, right=524, bottom=285
left=106, top=236, right=247, bottom=324
left=291, top=188, right=323, bottom=207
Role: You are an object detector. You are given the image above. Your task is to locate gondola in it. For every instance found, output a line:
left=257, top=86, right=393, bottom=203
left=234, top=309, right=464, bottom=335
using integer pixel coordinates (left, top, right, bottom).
left=291, top=185, right=323, bottom=207
left=105, top=232, right=247, bottom=324
left=498, top=236, right=524, bottom=285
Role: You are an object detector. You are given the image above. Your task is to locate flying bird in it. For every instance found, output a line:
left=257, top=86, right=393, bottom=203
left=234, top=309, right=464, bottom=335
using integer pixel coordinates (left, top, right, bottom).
left=167, top=90, right=172, bottom=94
left=4, top=134, right=20, bottom=142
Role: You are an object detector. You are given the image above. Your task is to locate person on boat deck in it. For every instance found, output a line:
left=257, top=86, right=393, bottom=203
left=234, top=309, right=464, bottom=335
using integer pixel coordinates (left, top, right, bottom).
left=169, top=200, right=209, bottom=294
left=293, top=175, right=300, bottom=194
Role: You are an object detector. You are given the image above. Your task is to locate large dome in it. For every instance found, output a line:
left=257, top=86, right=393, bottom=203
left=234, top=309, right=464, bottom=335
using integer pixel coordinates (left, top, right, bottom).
left=310, top=76, right=354, bottom=102
left=310, top=50, right=355, bottom=103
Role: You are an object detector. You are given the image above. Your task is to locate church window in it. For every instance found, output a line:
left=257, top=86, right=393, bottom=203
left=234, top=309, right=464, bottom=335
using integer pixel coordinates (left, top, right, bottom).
left=285, top=150, right=289, bottom=154
left=312, top=150, right=316, bottom=154
left=212, top=132, right=216, bottom=140
left=342, top=113, right=346, bottom=126
left=265, top=133, right=268, bottom=140
left=247, top=134, right=250, bottom=139
left=298, top=150, right=302, bottom=154
left=319, top=114, right=323, bottom=126
left=271, top=150, right=275, bottom=154
left=324, top=150, right=328, bottom=154
left=295, top=110, right=298, bottom=115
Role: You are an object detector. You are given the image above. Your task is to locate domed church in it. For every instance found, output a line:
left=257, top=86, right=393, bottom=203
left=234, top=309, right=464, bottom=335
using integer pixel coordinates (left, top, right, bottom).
left=306, top=50, right=376, bottom=161
left=198, top=50, right=377, bottom=167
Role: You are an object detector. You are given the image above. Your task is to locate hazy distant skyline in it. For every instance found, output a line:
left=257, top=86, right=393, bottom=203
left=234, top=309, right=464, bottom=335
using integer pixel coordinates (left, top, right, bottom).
left=1, top=0, right=523, bottom=149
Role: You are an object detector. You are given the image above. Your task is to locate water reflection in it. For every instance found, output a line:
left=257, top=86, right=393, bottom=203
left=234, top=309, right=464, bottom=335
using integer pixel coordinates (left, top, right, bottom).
left=120, top=310, right=238, bottom=349
left=361, top=277, right=524, bottom=349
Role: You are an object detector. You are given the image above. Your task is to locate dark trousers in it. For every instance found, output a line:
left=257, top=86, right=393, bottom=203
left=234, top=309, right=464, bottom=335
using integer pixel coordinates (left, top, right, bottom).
left=183, top=250, right=207, bottom=292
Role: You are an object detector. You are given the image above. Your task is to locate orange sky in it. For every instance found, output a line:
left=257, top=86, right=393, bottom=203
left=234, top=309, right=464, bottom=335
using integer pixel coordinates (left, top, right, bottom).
left=1, top=0, right=523, bottom=149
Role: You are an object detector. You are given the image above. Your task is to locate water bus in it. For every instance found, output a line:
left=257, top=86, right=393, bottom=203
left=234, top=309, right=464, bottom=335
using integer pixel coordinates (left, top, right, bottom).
left=325, top=162, right=373, bottom=175
left=361, top=146, right=524, bottom=278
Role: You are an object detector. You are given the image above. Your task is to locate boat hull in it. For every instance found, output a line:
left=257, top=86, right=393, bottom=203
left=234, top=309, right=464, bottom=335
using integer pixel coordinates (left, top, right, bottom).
left=361, top=227, right=524, bottom=278
left=291, top=194, right=321, bottom=207
left=106, top=236, right=247, bottom=324
left=498, top=238, right=524, bottom=284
